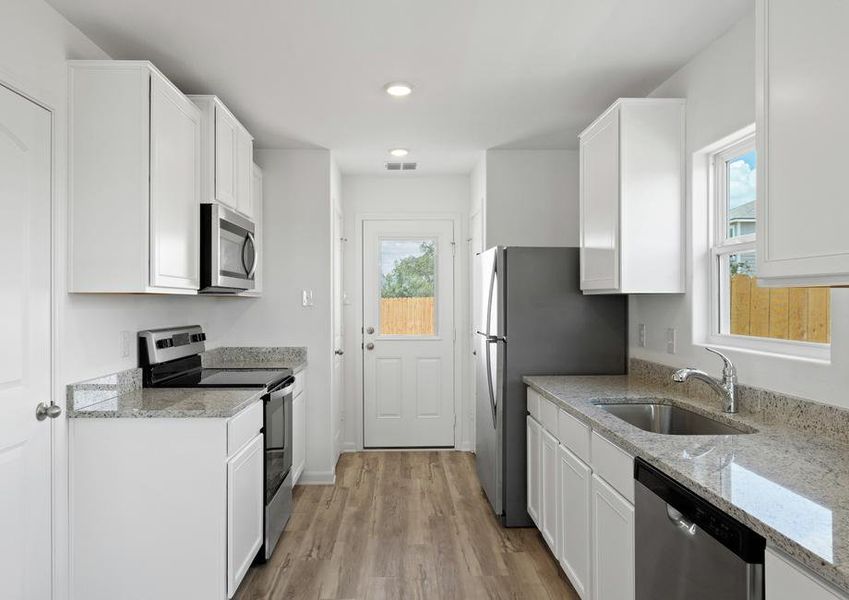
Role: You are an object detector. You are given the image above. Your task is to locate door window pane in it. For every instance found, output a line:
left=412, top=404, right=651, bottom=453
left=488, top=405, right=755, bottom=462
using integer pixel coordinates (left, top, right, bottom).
left=379, top=239, right=437, bottom=335
left=725, top=150, right=756, bottom=239
left=723, top=251, right=830, bottom=343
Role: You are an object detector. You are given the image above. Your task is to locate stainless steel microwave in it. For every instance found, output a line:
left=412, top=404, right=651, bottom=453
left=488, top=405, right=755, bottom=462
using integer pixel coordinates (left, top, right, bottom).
left=200, top=203, right=257, bottom=293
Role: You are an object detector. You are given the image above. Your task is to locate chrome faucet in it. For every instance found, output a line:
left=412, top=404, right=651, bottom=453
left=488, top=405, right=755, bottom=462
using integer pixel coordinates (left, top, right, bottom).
left=672, top=348, right=738, bottom=413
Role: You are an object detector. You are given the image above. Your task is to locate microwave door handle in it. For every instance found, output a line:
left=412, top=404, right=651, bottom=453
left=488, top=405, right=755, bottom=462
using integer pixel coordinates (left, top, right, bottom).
left=246, top=231, right=257, bottom=279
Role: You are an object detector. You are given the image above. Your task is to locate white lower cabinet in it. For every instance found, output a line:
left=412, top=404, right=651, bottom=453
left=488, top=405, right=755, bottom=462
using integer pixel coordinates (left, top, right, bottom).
left=540, top=427, right=559, bottom=554
left=559, top=444, right=592, bottom=600
left=766, top=547, right=847, bottom=600
left=70, top=402, right=264, bottom=600
left=526, top=415, right=542, bottom=526
left=591, top=474, right=635, bottom=600
left=227, top=434, right=264, bottom=598
left=526, top=388, right=635, bottom=600
left=292, top=371, right=307, bottom=485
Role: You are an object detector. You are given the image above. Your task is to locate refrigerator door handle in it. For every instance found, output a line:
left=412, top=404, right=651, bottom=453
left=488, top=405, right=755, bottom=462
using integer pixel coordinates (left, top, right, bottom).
left=484, top=254, right=499, bottom=428
left=485, top=337, right=497, bottom=428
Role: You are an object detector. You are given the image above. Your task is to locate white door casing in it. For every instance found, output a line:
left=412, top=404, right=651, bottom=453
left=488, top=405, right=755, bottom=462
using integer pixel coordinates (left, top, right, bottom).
left=362, top=219, right=455, bottom=448
left=332, top=206, right=345, bottom=458
left=0, top=83, right=53, bottom=600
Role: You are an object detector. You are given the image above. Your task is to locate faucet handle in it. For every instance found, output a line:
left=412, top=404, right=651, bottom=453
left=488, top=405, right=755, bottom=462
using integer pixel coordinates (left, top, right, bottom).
left=705, top=347, right=736, bottom=379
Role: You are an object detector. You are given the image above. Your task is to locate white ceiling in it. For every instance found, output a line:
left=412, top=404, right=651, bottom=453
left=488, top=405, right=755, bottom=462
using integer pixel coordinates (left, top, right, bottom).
left=47, top=0, right=751, bottom=174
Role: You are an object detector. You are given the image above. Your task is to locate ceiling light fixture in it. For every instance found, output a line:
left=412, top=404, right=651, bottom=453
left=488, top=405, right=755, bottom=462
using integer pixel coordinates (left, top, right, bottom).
left=384, top=81, right=413, bottom=97
left=389, top=148, right=409, bottom=157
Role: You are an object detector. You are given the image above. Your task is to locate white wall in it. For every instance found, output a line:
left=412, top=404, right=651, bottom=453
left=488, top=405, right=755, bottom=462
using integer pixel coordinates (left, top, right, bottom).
left=249, top=149, right=336, bottom=482
left=629, top=10, right=849, bottom=408
left=484, top=149, right=579, bottom=248
left=340, top=175, right=473, bottom=450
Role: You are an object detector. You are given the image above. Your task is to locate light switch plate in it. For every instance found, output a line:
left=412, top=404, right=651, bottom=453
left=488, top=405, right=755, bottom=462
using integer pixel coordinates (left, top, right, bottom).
left=666, top=328, right=677, bottom=354
left=302, top=289, right=314, bottom=307
left=120, top=330, right=131, bottom=358
left=638, top=323, right=646, bottom=348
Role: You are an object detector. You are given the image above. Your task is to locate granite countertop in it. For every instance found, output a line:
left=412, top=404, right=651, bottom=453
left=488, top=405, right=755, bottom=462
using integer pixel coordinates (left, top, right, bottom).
left=523, top=372, right=849, bottom=593
left=200, top=346, right=308, bottom=373
left=66, top=367, right=263, bottom=419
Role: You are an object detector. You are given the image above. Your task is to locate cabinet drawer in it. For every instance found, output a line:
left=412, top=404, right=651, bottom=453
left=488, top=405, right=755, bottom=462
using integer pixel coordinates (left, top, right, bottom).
left=558, top=409, right=591, bottom=464
left=294, top=371, right=305, bottom=398
left=591, top=432, right=634, bottom=504
left=227, top=401, right=263, bottom=457
left=527, top=387, right=541, bottom=421
left=539, top=397, right=558, bottom=436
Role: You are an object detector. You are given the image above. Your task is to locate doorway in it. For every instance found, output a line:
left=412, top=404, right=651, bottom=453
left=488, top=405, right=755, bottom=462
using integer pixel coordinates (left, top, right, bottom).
left=361, top=219, right=455, bottom=447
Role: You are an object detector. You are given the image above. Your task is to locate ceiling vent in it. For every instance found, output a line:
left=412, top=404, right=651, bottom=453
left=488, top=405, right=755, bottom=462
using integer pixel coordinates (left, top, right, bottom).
left=385, top=162, right=417, bottom=171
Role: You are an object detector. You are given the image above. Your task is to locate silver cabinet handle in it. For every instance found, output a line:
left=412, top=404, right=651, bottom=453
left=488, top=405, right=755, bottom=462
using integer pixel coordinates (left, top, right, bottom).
left=365, top=343, right=375, bottom=350
left=36, top=402, right=62, bottom=421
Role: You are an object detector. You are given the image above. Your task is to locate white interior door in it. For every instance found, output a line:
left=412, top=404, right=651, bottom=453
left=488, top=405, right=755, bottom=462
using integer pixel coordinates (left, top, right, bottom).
left=0, top=83, right=53, bottom=600
left=332, top=206, right=345, bottom=457
left=363, top=219, right=455, bottom=447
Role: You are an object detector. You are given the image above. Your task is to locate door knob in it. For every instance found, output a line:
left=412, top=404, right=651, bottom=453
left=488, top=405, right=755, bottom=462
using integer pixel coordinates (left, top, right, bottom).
left=36, top=402, right=62, bottom=421
left=365, top=343, right=375, bottom=350
left=335, top=349, right=344, bottom=356
left=366, top=326, right=375, bottom=334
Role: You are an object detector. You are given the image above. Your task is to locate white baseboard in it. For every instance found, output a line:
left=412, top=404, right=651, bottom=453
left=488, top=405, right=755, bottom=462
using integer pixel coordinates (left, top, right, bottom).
left=457, top=441, right=475, bottom=452
left=341, top=442, right=358, bottom=453
left=297, top=470, right=336, bottom=485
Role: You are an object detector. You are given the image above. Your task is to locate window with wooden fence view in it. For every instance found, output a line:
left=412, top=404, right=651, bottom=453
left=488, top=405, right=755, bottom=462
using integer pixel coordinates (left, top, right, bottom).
left=379, top=239, right=437, bottom=336
left=714, top=136, right=830, bottom=344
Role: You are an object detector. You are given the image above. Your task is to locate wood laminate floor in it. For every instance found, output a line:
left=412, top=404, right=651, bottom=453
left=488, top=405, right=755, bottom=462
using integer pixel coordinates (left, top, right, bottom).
left=234, top=451, right=579, bottom=600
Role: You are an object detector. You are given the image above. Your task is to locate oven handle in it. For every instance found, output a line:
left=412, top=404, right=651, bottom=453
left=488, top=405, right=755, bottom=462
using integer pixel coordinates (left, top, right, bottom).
left=267, top=383, right=295, bottom=401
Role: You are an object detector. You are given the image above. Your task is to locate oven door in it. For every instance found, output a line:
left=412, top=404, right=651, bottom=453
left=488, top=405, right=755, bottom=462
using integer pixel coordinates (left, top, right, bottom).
left=200, top=203, right=257, bottom=293
left=264, top=378, right=294, bottom=505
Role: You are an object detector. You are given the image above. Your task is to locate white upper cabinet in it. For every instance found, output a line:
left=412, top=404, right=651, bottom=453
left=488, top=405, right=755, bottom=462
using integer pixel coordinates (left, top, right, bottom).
left=69, top=61, right=200, bottom=294
left=241, top=163, right=263, bottom=297
left=190, top=95, right=255, bottom=220
left=756, top=0, right=849, bottom=287
left=579, top=98, right=685, bottom=294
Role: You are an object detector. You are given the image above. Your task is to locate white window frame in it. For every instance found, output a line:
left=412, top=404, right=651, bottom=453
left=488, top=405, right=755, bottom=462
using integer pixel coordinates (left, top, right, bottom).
left=707, top=132, right=830, bottom=361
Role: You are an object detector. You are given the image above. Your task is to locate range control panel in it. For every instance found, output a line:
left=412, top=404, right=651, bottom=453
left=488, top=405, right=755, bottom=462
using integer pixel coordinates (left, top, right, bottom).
left=139, top=325, right=207, bottom=366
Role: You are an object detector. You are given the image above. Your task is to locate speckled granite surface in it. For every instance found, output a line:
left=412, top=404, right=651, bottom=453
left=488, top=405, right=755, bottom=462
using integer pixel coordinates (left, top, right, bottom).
left=524, top=365, right=849, bottom=593
left=66, top=368, right=262, bottom=418
left=201, top=346, right=308, bottom=373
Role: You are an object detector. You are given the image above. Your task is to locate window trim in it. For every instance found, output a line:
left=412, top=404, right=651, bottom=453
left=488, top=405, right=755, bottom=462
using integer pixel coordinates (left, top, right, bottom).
left=706, top=131, right=830, bottom=361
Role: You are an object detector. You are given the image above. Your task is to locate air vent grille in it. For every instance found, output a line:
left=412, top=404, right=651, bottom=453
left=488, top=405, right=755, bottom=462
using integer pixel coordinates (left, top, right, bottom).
left=385, top=162, right=417, bottom=171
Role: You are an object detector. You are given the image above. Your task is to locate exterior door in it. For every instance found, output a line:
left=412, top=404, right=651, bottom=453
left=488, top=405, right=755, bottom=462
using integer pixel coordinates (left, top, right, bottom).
left=0, top=83, right=53, bottom=600
left=362, top=219, right=455, bottom=447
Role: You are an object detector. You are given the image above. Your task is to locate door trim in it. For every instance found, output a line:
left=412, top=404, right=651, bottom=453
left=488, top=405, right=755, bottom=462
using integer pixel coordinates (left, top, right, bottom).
left=352, top=212, right=464, bottom=451
left=0, top=74, right=59, bottom=600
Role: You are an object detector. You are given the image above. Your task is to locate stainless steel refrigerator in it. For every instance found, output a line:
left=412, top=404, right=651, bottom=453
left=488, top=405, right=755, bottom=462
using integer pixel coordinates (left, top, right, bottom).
left=474, top=247, right=627, bottom=527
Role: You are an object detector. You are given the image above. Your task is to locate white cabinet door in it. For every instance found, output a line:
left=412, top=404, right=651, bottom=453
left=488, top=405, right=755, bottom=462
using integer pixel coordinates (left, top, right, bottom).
left=149, top=72, right=200, bottom=290
left=214, top=104, right=238, bottom=210
left=526, top=416, right=541, bottom=526
left=559, top=445, right=592, bottom=600
left=292, top=387, right=306, bottom=485
left=766, top=547, right=845, bottom=600
left=580, top=106, right=620, bottom=292
left=592, top=474, right=634, bottom=600
left=227, top=434, right=264, bottom=598
left=756, top=0, right=849, bottom=286
left=235, top=129, right=254, bottom=218
left=540, top=427, right=559, bottom=554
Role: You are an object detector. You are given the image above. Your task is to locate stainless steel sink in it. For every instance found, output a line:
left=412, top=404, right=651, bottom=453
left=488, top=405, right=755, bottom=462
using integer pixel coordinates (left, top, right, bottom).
left=595, top=402, right=750, bottom=435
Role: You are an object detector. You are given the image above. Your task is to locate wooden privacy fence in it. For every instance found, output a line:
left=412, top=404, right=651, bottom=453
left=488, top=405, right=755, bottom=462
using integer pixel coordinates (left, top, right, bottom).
left=730, top=275, right=830, bottom=343
left=380, top=297, right=435, bottom=335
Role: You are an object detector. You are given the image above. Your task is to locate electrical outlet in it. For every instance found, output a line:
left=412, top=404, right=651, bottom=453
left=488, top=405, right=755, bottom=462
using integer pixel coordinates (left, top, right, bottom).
left=638, top=323, right=646, bottom=348
left=302, top=289, right=314, bottom=307
left=666, top=328, right=677, bottom=354
left=120, top=330, right=132, bottom=358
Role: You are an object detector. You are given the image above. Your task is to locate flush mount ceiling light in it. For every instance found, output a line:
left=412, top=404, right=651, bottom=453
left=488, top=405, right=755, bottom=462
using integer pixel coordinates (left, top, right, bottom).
left=384, top=81, right=413, bottom=97
left=389, top=148, right=409, bottom=157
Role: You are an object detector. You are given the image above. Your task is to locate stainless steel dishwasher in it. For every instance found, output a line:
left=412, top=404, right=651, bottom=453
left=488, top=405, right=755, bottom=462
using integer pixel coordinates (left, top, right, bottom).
left=634, top=458, right=765, bottom=600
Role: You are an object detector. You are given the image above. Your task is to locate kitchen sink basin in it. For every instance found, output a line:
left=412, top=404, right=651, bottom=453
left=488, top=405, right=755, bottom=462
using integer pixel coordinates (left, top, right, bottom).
left=595, top=402, right=750, bottom=435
